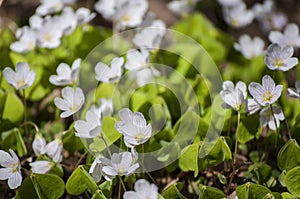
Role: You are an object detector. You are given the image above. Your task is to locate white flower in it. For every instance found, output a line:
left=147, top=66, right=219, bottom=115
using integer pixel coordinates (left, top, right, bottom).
left=32, top=134, right=46, bottom=156
left=36, top=0, right=64, bottom=16
left=30, top=161, right=53, bottom=174
left=223, top=2, right=254, bottom=28
left=10, top=27, right=36, bottom=53
left=115, top=0, right=148, bottom=30
left=100, top=152, right=139, bottom=180
left=95, top=57, right=124, bottom=83
left=135, top=68, right=161, bottom=87
left=252, top=0, right=273, bottom=19
left=94, top=0, right=116, bottom=20
left=29, top=15, right=43, bottom=30
left=53, top=7, right=78, bottom=36
left=89, top=157, right=104, bottom=183
left=75, top=7, right=96, bottom=24
left=54, top=86, right=85, bottom=118
left=45, top=138, right=63, bottom=163
left=35, top=18, right=63, bottom=49
left=49, top=58, right=81, bottom=86
left=125, top=49, right=149, bottom=70
left=0, top=149, right=22, bottom=189
left=217, top=0, right=241, bottom=7
left=90, top=98, right=114, bottom=117
left=248, top=75, right=282, bottom=106
left=264, top=43, right=298, bottom=71
left=167, top=0, right=200, bottom=15
left=259, top=105, right=284, bottom=130
left=245, top=98, right=262, bottom=115
left=74, top=110, right=102, bottom=138
left=220, top=81, right=247, bottom=111
left=133, top=20, right=166, bottom=49
left=115, top=108, right=152, bottom=148
left=288, top=80, right=300, bottom=99
left=123, top=179, right=158, bottom=199
left=234, top=34, right=265, bottom=59
left=3, top=62, right=36, bottom=90
left=269, top=23, right=300, bottom=49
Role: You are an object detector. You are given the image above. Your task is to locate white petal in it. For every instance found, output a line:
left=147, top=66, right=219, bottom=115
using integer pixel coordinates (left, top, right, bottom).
left=0, top=168, right=13, bottom=180
left=0, top=150, right=14, bottom=167
left=30, top=161, right=52, bottom=174
left=123, top=191, right=140, bottom=199
left=8, top=172, right=22, bottom=189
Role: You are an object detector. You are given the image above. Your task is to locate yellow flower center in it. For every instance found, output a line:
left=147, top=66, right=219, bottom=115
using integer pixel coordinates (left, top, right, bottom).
left=135, top=133, right=146, bottom=143
left=273, top=57, right=285, bottom=67
left=16, top=79, right=26, bottom=89
left=262, top=91, right=273, bottom=103
left=121, top=14, right=131, bottom=22
left=12, top=162, right=19, bottom=173
left=69, top=104, right=79, bottom=111
left=42, top=33, right=53, bottom=42
left=117, top=168, right=126, bottom=174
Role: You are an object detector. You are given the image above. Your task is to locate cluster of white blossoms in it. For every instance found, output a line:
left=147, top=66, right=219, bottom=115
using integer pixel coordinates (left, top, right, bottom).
left=234, top=35, right=265, bottom=59
left=10, top=1, right=95, bottom=53
left=218, top=0, right=287, bottom=30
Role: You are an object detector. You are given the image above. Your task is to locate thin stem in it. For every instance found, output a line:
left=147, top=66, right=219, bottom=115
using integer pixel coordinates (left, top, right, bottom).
left=270, top=104, right=279, bottom=146
left=19, top=121, right=39, bottom=133
left=118, top=176, right=126, bottom=192
left=22, top=90, right=28, bottom=135
left=140, top=163, right=157, bottom=184
left=101, top=136, right=112, bottom=158
left=227, top=110, right=241, bottom=195
left=142, top=144, right=145, bottom=175
left=281, top=107, right=291, bottom=140
left=75, top=150, right=88, bottom=168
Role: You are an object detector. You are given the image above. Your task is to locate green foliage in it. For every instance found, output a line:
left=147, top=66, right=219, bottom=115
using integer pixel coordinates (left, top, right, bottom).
left=162, top=182, right=187, bottom=199
left=198, top=185, right=225, bottom=199
left=285, top=166, right=300, bottom=197
left=277, top=139, right=300, bottom=171
left=236, top=182, right=273, bottom=199
left=66, top=166, right=98, bottom=195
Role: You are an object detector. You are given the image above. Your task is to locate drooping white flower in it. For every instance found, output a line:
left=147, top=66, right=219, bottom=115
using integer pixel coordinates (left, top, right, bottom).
left=10, top=27, right=36, bottom=53
left=115, top=108, right=152, bottom=148
left=167, top=0, right=200, bottom=15
left=49, top=58, right=81, bottom=86
left=269, top=23, right=300, bottom=49
left=74, top=110, right=102, bottom=138
left=45, top=138, right=63, bottom=163
left=123, top=179, right=158, bottom=199
left=32, top=134, right=46, bottom=156
left=234, top=34, right=265, bottom=59
left=125, top=49, right=149, bottom=71
left=90, top=98, right=114, bottom=117
left=3, top=62, right=36, bottom=90
left=223, top=2, right=254, bottom=28
left=264, top=43, right=298, bottom=71
left=95, top=57, right=124, bottom=83
left=248, top=75, right=282, bottom=106
left=133, top=20, right=166, bottom=49
left=288, top=80, right=300, bottom=99
left=30, top=161, right=53, bottom=174
left=54, top=86, right=85, bottom=118
left=75, top=7, right=96, bottom=24
left=220, top=81, right=247, bottom=111
left=100, top=152, right=139, bottom=180
left=259, top=105, right=284, bottom=130
left=89, top=157, right=104, bottom=183
left=0, top=149, right=22, bottom=189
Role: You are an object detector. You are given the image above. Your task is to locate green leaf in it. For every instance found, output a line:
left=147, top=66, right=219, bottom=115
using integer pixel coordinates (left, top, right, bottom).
left=1, top=128, right=27, bottom=157
left=247, top=162, right=272, bottom=184
left=31, top=173, right=65, bottom=199
left=99, top=180, right=113, bottom=199
left=179, top=142, right=200, bottom=177
left=2, top=93, right=24, bottom=123
left=236, top=182, right=272, bottom=199
left=92, top=190, right=107, bottom=199
left=66, top=165, right=98, bottom=195
left=198, top=184, right=225, bottom=199
left=277, top=139, right=300, bottom=171
left=281, top=192, right=297, bottom=199
left=162, top=182, right=187, bottom=199
left=62, top=128, right=84, bottom=155
left=238, top=114, right=261, bottom=144
left=285, top=166, right=300, bottom=197
left=16, top=177, right=39, bottom=199
left=89, top=116, right=121, bottom=153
